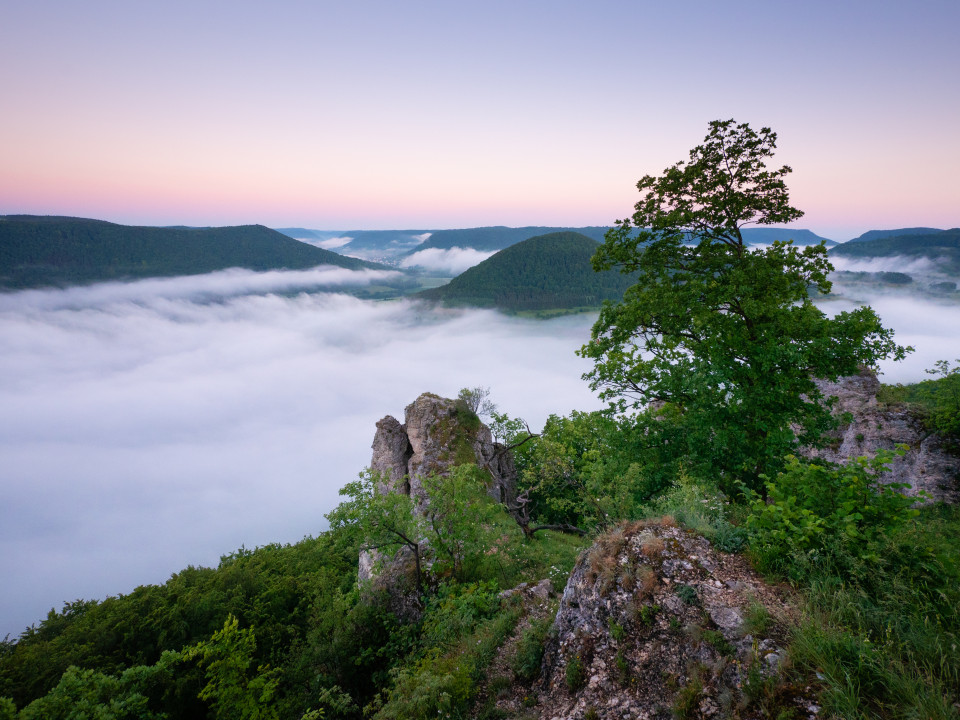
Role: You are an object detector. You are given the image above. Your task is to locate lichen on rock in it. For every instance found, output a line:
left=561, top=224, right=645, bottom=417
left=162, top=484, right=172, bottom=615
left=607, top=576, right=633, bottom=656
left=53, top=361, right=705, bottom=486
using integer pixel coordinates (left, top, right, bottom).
left=805, top=369, right=959, bottom=503
left=533, top=520, right=814, bottom=720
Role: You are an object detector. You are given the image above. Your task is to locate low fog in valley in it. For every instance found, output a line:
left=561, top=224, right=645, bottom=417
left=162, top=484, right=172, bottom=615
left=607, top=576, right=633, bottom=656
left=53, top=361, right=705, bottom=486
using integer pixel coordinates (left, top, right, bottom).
left=0, top=269, right=600, bottom=637
left=1, top=261, right=957, bottom=638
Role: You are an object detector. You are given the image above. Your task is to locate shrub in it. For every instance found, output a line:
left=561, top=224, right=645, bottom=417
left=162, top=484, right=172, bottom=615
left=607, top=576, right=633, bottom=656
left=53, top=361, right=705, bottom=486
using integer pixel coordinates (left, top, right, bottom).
left=745, top=450, right=920, bottom=578
left=564, top=655, right=585, bottom=692
left=511, top=618, right=552, bottom=682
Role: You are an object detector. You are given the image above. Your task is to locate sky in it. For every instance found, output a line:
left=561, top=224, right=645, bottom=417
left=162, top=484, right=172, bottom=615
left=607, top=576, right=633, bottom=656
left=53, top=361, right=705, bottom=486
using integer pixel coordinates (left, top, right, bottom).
left=2, top=0, right=959, bottom=240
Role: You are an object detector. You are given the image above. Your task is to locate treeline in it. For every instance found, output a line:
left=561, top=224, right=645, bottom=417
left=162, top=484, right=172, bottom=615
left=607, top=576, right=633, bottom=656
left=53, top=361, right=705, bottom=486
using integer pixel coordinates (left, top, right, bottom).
left=0, top=216, right=379, bottom=289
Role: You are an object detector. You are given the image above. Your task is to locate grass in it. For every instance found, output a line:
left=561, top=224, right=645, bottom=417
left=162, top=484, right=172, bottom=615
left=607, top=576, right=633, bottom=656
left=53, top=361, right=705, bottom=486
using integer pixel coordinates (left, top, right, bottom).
left=782, top=503, right=960, bottom=720
left=511, top=616, right=553, bottom=682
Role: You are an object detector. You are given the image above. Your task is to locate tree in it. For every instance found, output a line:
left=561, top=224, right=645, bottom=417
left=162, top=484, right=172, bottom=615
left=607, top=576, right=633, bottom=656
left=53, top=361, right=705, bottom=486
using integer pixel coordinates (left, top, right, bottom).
left=420, top=465, right=499, bottom=581
left=325, top=470, right=425, bottom=595
left=580, top=119, right=908, bottom=492
left=456, top=387, right=497, bottom=420
left=180, top=616, right=280, bottom=720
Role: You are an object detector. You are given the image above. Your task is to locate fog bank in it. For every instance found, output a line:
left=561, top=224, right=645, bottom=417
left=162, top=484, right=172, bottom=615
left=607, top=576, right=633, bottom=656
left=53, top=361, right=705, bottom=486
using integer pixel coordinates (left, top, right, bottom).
left=0, top=278, right=599, bottom=637
left=400, top=246, right=496, bottom=274
left=1, top=272, right=958, bottom=638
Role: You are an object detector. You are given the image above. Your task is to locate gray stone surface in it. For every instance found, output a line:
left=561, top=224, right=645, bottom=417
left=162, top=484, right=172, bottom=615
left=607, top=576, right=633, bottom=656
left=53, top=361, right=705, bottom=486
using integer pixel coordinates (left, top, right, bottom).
left=802, top=371, right=959, bottom=502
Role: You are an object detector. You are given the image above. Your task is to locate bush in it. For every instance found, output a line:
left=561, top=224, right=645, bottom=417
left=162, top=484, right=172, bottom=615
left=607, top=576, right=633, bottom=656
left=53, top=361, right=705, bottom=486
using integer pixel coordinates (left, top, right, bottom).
left=746, top=450, right=920, bottom=578
left=564, top=655, right=585, bottom=692
left=511, top=617, right=552, bottom=682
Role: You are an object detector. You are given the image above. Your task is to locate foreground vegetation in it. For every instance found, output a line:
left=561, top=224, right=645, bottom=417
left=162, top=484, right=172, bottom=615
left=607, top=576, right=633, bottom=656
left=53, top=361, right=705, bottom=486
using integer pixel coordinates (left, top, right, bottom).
left=1, top=382, right=957, bottom=719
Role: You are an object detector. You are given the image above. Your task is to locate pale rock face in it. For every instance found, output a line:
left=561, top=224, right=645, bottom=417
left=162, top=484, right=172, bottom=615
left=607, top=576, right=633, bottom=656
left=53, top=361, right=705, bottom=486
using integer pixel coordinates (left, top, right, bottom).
left=803, top=371, right=958, bottom=503
left=359, top=392, right=518, bottom=585
left=370, top=415, right=412, bottom=494
left=534, top=521, right=816, bottom=720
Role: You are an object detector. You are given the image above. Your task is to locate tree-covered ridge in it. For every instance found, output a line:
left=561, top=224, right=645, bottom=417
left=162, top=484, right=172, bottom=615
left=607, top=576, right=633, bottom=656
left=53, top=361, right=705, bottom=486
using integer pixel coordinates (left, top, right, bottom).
left=413, top=226, right=612, bottom=252
left=0, top=216, right=383, bottom=289
left=831, top=228, right=960, bottom=271
left=847, top=227, right=944, bottom=243
left=417, top=231, right=636, bottom=311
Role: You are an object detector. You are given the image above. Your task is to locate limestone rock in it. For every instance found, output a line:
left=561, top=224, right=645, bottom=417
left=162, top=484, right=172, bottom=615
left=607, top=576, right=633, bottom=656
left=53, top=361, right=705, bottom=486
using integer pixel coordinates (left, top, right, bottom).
left=803, top=370, right=958, bottom=503
left=535, top=521, right=817, bottom=720
left=369, top=392, right=517, bottom=510
left=360, top=392, right=518, bottom=587
left=370, top=415, right=412, bottom=494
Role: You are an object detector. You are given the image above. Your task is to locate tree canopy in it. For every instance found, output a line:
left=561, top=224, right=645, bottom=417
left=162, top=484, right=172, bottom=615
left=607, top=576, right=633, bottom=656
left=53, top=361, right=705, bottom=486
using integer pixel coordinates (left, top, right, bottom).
left=580, top=119, right=909, bottom=491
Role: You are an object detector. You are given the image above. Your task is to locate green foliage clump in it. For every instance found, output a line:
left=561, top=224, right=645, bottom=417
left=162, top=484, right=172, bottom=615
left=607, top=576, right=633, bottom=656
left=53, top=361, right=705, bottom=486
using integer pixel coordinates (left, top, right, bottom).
left=370, top=590, right=521, bottom=720
left=511, top=617, right=552, bottom=682
left=647, top=472, right=746, bottom=552
left=564, top=655, right=586, bottom=692
left=180, top=615, right=280, bottom=720
left=786, top=503, right=960, bottom=719
left=512, top=410, right=660, bottom=534
left=880, top=359, right=960, bottom=444
left=745, top=450, right=920, bottom=578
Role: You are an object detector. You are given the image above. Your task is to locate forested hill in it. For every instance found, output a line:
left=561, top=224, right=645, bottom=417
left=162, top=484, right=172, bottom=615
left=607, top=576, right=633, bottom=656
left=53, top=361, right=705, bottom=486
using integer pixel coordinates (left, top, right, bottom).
left=737, top=227, right=835, bottom=245
left=831, top=228, right=960, bottom=272
left=417, top=231, right=636, bottom=311
left=847, top=227, right=944, bottom=243
left=414, top=226, right=612, bottom=252
left=0, top=216, right=382, bottom=289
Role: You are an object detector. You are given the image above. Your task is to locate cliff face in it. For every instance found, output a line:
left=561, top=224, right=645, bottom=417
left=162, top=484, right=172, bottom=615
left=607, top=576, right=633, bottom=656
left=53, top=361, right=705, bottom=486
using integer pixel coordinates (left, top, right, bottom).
left=804, top=371, right=959, bottom=503
left=360, top=392, right=517, bottom=585
left=507, top=520, right=817, bottom=720
left=369, top=392, right=516, bottom=507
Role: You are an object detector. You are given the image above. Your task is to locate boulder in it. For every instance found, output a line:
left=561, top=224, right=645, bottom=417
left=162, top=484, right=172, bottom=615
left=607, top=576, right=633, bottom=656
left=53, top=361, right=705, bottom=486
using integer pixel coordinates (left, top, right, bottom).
left=535, top=520, right=815, bottom=720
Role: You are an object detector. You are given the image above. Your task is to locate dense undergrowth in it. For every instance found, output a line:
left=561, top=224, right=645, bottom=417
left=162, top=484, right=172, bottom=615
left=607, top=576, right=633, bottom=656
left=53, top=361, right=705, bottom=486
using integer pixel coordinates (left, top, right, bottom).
left=1, top=373, right=958, bottom=719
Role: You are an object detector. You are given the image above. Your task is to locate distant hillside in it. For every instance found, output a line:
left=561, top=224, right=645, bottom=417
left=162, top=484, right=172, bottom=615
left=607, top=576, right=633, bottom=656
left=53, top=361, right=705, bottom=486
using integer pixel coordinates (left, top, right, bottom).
left=414, top=226, right=612, bottom=253
left=417, top=231, right=636, bottom=311
left=739, top=228, right=835, bottom=246
left=831, top=228, right=960, bottom=276
left=0, top=216, right=381, bottom=289
left=847, top=227, right=943, bottom=243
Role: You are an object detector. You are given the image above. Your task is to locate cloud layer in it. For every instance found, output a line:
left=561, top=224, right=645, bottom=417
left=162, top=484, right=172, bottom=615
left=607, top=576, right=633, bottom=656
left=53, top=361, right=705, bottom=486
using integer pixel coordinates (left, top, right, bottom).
left=0, top=274, right=600, bottom=637
left=0, top=265, right=402, bottom=312
left=830, top=255, right=940, bottom=275
left=1, top=269, right=957, bottom=638
left=400, top=246, right=497, bottom=275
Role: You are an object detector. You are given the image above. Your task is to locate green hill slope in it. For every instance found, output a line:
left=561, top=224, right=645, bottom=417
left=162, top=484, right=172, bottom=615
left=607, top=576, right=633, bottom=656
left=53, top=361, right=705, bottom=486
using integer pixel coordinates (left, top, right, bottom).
left=417, top=231, right=635, bottom=311
left=847, top=227, right=943, bottom=243
left=830, top=228, right=960, bottom=274
left=0, top=216, right=381, bottom=289
left=414, top=226, right=612, bottom=253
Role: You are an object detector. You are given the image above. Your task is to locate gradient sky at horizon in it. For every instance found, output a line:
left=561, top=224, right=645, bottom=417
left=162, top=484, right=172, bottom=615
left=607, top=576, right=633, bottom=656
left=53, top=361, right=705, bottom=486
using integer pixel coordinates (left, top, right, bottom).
left=2, top=0, right=958, bottom=240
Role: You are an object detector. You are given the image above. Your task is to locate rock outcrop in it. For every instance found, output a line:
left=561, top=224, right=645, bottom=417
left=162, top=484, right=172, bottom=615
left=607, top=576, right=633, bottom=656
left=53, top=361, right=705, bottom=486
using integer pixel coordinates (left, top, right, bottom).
left=360, top=392, right=518, bottom=586
left=531, top=520, right=816, bottom=720
left=803, top=370, right=958, bottom=503
left=369, top=392, right=517, bottom=508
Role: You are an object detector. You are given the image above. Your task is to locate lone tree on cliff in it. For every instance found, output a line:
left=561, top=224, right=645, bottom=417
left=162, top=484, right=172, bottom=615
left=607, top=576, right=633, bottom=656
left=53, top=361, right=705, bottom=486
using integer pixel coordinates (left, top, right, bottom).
left=580, top=119, right=909, bottom=492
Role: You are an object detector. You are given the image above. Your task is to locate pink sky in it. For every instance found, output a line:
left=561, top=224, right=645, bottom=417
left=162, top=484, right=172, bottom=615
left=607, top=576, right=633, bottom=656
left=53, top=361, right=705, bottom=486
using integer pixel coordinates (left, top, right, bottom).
left=1, top=1, right=958, bottom=241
